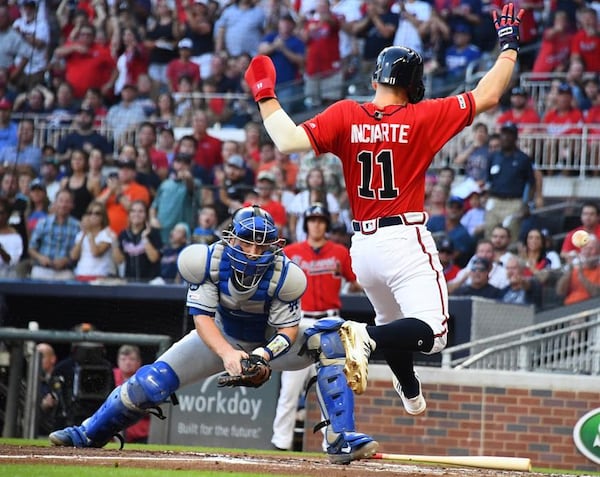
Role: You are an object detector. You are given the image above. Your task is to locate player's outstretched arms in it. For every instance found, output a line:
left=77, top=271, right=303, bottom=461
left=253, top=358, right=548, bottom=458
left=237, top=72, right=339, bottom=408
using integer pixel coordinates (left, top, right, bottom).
left=245, top=55, right=311, bottom=153
left=471, top=2, right=524, bottom=115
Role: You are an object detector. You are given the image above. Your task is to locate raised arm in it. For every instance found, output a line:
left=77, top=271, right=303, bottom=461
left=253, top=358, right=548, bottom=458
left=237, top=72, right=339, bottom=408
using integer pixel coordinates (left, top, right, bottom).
left=244, top=56, right=311, bottom=153
left=471, top=3, right=523, bottom=116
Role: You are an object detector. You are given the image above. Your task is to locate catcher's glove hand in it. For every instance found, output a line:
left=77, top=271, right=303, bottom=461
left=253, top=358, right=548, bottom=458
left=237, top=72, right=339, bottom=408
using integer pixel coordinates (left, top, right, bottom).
left=217, top=354, right=272, bottom=388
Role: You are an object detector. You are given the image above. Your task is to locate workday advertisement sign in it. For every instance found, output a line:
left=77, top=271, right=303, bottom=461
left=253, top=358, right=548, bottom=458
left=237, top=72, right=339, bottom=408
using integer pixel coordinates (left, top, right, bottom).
left=573, top=408, right=600, bottom=465
left=149, top=372, right=281, bottom=449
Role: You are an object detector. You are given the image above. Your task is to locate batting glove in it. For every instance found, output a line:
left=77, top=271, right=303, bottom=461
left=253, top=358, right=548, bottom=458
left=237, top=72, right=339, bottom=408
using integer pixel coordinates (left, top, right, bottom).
left=244, top=55, right=277, bottom=103
left=492, top=3, right=524, bottom=53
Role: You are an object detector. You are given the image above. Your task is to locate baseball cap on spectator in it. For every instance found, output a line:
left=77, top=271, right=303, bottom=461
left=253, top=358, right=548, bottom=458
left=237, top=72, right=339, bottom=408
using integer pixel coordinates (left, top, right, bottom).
left=453, top=23, right=471, bottom=34
left=557, top=83, right=572, bottom=94
left=437, top=237, right=454, bottom=254
left=117, top=159, right=136, bottom=169
left=500, top=121, right=518, bottom=135
left=178, top=38, right=193, bottom=49
left=78, top=106, right=95, bottom=116
left=44, top=157, right=60, bottom=167
left=281, top=13, right=296, bottom=24
left=174, top=152, right=192, bottom=164
left=256, top=171, right=276, bottom=183
left=471, top=257, right=491, bottom=271
left=30, top=178, right=45, bottom=191
left=0, top=98, right=12, bottom=110
left=511, top=86, right=527, bottom=96
left=226, top=155, right=245, bottom=169
left=447, top=196, right=464, bottom=208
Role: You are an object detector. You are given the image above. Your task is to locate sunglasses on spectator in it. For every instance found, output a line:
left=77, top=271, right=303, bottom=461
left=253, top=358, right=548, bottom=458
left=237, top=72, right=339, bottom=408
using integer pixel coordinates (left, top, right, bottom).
left=471, top=267, right=488, bottom=272
left=85, top=211, right=103, bottom=216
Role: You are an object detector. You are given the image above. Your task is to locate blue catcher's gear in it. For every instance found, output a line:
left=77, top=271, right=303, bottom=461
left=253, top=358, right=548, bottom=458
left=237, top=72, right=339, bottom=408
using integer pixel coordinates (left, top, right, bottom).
left=49, top=361, right=179, bottom=448
left=222, top=205, right=283, bottom=291
left=372, top=46, right=425, bottom=104
left=304, top=318, right=379, bottom=464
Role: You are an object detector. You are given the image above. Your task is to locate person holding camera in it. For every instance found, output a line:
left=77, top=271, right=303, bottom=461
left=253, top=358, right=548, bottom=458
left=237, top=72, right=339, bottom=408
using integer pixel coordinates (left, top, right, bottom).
left=149, top=151, right=201, bottom=244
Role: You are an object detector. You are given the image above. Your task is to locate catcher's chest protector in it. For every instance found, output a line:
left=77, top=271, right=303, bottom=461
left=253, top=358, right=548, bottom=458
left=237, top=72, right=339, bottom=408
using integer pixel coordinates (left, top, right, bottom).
left=208, top=244, right=286, bottom=341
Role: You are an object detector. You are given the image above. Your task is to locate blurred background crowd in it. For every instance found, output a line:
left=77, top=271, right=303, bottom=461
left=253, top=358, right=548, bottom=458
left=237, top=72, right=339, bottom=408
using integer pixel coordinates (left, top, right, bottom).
left=0, top=0, right=599, bottom=312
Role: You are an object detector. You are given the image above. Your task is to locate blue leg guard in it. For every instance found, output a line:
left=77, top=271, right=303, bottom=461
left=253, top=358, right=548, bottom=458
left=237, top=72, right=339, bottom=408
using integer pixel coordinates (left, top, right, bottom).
left=49, top=361, right=179, bottom=448
left=307, top=326, right=379, bottom=464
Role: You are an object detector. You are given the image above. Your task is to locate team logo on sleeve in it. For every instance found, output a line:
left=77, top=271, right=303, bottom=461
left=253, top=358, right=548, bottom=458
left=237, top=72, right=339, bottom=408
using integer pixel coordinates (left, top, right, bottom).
left=456, top=95, right=467, bottom=109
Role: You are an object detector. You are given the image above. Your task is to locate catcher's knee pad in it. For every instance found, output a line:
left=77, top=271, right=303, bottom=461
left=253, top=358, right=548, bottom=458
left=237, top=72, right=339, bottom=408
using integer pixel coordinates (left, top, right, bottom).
left=305, top=318, right=346, bottom=366
left=126, top=361, right=180, bottom=408
left=315, top=364, right=356, bottom=434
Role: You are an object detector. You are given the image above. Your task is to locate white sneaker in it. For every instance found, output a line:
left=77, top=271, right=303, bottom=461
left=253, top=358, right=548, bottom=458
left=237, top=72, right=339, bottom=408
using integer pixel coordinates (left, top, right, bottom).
left=338, top=321, right=376, bottom=394
left=393, top=373, right=426, bottom=415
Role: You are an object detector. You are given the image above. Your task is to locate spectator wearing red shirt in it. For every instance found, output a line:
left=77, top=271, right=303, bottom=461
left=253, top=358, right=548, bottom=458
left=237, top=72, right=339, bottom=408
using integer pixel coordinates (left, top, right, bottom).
left=542, top=83, right=583, bottom=135
left=53, top=24, right=117, bottom=99
left=114, top=27, right=149, bottom=96
left=191, top=109, right=222, bottom=183
left=137, top=122, right=169, bottom=181
left=532, top=10, right=573, bottom=75
left=496, top=86, right=541, bottom=134
left=300, top=0, right=343, bottom=107
left=570, top=7, right=600, bottom=73
left=437, top=236, right=461, bottom=282
left=561, top=201, right=600, bottom=261
left=113, top=345, right=149, bottom=443
left=166, top=38, right=201, bottom=92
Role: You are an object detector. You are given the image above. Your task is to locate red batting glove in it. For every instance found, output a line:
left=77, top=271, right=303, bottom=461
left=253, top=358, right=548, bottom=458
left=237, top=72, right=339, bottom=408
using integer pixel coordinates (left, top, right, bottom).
left=244, top=55, right=277, bottom=103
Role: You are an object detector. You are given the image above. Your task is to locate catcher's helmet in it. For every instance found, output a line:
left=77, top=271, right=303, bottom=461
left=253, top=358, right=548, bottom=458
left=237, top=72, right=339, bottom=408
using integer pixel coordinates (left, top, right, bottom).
left=223, top=205, right=282, bottom=290
left=372, top=46, right=425, bottom=103
left=303, top=203, right=331, bottom=234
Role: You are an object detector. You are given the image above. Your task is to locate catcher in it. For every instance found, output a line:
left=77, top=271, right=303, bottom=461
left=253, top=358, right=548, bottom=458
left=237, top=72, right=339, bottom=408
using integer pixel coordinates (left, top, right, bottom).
left=49, top=206, right=378, bottom=464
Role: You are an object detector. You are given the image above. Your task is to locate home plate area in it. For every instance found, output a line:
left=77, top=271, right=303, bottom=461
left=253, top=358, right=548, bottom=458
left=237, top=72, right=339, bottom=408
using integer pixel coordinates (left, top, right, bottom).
left=0, top=445, right=566, bottom=476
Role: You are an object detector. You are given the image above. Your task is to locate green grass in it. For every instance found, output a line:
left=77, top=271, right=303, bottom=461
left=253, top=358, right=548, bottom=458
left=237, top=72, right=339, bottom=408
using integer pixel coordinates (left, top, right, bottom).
left=0, top=466, right=304, bottom=477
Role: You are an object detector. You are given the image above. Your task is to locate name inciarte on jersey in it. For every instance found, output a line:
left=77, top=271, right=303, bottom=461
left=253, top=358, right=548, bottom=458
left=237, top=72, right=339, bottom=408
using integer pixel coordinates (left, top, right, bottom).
left=351, top=123, right=410, bottom=144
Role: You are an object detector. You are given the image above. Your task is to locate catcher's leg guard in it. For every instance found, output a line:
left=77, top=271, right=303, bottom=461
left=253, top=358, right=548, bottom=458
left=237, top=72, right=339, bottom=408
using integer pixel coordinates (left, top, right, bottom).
left=305, top=322, right=378, bottom=464
left=49, top=361, right=179, bottom=448
left=305, top=318, right=375, bottom=394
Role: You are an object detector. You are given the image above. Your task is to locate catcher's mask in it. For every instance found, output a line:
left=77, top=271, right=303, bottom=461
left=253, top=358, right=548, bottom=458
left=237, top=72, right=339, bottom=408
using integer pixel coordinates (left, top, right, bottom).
left=222, top=205, right=283, bottom=290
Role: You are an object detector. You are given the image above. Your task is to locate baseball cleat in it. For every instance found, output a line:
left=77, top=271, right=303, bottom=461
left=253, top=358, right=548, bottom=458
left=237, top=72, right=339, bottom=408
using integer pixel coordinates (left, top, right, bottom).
left=49, top=425, right=92, bottom=448
left=326, top=432, right=379, bottom=465
left=338, top=321, right=376, bottom=394
left=393, top=373, right=426, bottom=415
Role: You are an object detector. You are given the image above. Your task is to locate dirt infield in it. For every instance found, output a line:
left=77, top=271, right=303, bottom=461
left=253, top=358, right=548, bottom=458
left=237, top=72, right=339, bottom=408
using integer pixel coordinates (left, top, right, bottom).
left=0, top=444, right=578, bottom=476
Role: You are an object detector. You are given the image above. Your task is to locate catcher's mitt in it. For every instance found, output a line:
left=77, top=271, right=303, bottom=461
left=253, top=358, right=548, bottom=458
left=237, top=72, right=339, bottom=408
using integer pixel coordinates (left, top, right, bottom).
left=217, top=354, right=272, bottom=388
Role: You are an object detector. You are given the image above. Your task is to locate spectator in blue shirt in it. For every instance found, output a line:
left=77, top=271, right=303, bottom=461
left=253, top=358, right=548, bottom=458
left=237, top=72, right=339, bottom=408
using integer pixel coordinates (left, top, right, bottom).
left=258, top=14, right=305, bottom=114
left=28, top=189, right=80, bottom=280
left=0, top=97, right=17, bottom=151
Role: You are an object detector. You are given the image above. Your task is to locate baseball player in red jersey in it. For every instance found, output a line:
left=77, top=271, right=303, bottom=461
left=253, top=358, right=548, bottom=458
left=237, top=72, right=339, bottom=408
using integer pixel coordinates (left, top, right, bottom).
left=272, top=204, right=361, bottom=451
left=245, top=0, right=523, bottom=441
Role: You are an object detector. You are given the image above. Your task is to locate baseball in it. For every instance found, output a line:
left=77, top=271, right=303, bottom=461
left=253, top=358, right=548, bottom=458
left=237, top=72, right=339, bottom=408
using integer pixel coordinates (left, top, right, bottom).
left=571, top=230, right=590, bottom=248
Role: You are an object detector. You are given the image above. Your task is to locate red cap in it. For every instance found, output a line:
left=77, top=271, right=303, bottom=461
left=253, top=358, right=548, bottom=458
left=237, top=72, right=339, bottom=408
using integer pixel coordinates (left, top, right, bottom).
left=0, top=98, right=12, bottom=110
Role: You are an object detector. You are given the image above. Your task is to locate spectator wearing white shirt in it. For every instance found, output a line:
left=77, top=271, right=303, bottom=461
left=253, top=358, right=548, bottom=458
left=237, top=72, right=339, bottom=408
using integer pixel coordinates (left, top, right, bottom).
left=0, top=197, right=23, bottom=277
left=70, top=201, right=115, bottom=281
left=12, top=0, right=49, bottom=89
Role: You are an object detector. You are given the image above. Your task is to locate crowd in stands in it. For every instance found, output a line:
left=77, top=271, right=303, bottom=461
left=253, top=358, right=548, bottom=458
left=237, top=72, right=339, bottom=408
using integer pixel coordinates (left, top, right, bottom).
left=0, top=0, right=599, bottom=311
